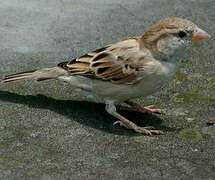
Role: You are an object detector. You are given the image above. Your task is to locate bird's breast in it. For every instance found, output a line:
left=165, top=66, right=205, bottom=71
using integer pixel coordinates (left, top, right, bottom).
left=136, top=60, right=177, bottom=95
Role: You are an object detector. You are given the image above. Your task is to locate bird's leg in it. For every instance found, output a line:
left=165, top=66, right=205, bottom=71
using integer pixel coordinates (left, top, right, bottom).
left=124, top=100, right=162, bottom=114
left=105, top=101, right=163, bottom=135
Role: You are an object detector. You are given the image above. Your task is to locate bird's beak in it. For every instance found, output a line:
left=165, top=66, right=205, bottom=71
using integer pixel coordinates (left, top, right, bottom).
left=192, top=27, right=211, bottom=41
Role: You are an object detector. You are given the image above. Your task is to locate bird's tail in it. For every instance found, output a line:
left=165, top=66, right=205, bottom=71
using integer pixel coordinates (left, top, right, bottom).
left=1, top=67, right=68, bottom=83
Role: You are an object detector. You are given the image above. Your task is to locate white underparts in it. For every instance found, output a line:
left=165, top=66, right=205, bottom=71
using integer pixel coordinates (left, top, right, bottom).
left=58, top=75, right=93, bottom=92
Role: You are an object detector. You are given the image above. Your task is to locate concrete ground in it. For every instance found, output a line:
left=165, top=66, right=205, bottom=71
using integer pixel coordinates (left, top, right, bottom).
left=0, top=0, right=215, bottom=179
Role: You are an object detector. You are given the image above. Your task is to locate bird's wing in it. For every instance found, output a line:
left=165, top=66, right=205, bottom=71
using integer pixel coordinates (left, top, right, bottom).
left=58, top=37, right=150, bottom=84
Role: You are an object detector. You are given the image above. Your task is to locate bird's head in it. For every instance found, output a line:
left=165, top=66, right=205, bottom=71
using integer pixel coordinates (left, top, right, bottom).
left=142, top=17, right=210, bottom=59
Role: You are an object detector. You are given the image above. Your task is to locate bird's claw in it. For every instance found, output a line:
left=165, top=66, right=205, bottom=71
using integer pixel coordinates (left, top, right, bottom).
left=134, top=126, right=164, bottom=135
left=113, top=121, right=163, bottom=135
left=113, top=121, right=127, bottom=128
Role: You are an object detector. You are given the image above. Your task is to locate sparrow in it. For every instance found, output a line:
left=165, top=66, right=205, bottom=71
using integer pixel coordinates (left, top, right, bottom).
left=1, top=17, right=210, bottom=135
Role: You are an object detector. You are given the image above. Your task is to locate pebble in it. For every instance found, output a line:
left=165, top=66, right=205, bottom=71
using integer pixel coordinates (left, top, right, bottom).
left=207, top=117, right=215, bottom=126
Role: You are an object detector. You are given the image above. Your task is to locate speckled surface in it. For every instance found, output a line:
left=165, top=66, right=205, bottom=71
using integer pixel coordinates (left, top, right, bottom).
left=0, top=0, right=215, bottom=179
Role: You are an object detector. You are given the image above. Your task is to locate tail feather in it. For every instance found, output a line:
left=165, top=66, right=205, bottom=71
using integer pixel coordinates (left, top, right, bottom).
left=1, top=67, right=68, bottom=83
left=2, top=70, right=36, bottom=83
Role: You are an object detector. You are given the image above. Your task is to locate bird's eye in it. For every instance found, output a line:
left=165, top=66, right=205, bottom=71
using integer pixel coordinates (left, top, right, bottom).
left=178, top=31, right=187, bottom=38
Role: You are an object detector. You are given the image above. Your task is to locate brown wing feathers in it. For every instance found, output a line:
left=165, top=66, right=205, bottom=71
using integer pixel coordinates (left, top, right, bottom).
left=58, top=40, right=140, bottom=84
left=90, top=52, right=138, bottom=84
left=57, top=46, right=110, bottom=74
left=58, top=56, right=91, bottom=75
left=58, top=53, right=138, bottom=84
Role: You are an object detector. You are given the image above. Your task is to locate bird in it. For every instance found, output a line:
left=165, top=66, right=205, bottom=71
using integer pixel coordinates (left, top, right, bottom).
left=1, top=17, right=210, bottom=135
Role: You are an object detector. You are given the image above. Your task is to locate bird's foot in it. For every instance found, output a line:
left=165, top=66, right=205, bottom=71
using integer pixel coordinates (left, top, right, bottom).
left=113, top=121, right=163, bottom=135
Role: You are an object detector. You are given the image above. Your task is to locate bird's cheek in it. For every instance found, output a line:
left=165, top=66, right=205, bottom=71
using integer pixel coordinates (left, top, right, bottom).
left=157, top=38, right=179, bottom=56
left=182, top=39, right=190, bottom=47
left=156, top=39, right=167, bottom=53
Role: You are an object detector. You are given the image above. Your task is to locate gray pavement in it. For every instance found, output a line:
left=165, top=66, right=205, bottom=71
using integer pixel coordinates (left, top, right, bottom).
left=0, top=0, right=215, bottom=179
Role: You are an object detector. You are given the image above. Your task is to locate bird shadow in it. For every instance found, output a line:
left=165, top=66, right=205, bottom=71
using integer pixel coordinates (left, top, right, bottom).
left=0, top=90, right=174, bottom=136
